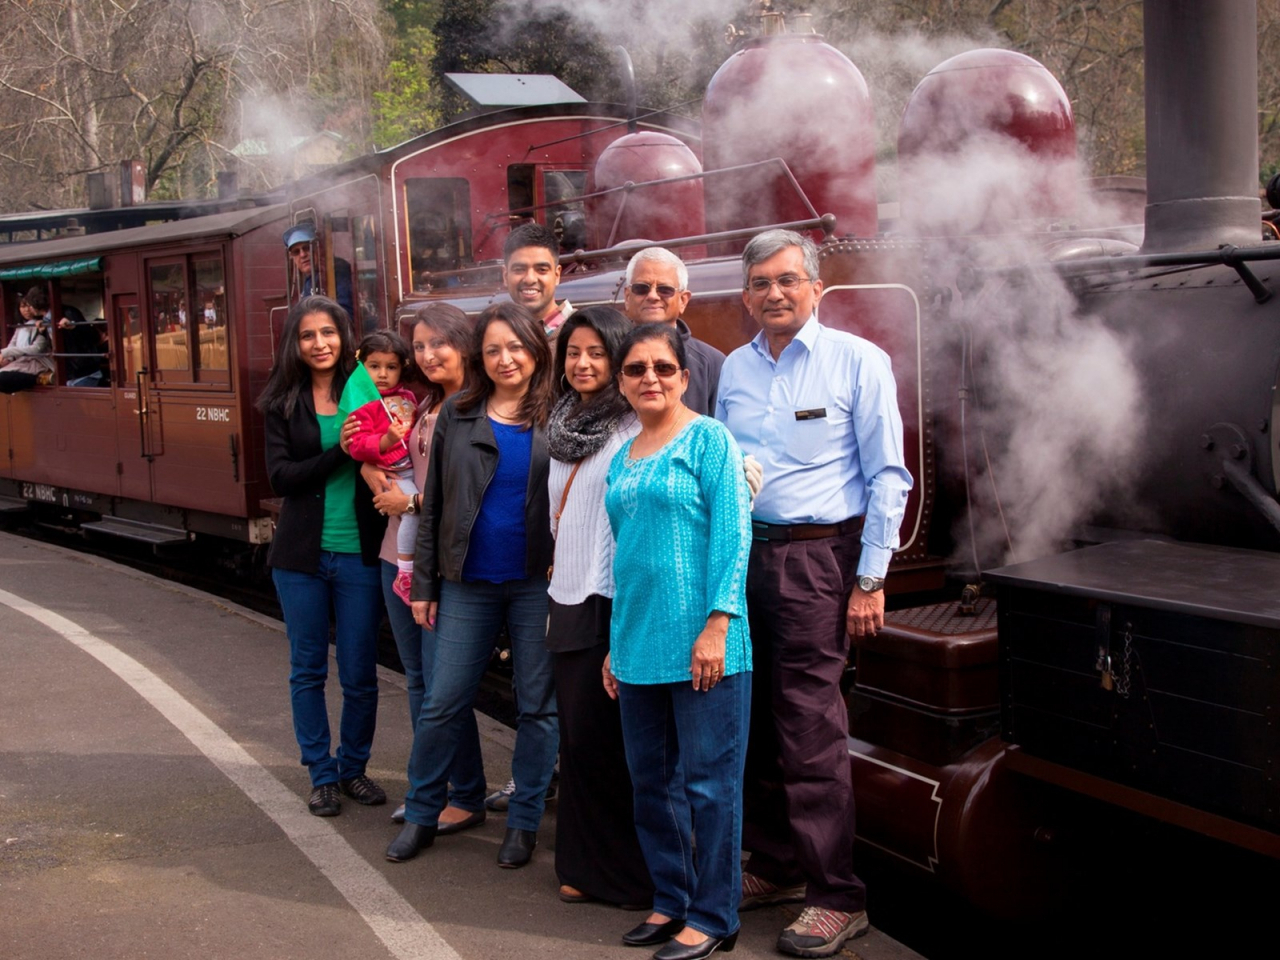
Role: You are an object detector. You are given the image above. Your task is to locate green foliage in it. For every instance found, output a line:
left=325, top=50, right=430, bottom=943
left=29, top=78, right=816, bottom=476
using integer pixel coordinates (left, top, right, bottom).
left=374, top=26, right=443, bottom=147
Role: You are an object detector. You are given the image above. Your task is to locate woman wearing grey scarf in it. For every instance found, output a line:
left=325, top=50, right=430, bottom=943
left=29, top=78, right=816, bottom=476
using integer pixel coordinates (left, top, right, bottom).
left=545, top=306, right=653, bottom=909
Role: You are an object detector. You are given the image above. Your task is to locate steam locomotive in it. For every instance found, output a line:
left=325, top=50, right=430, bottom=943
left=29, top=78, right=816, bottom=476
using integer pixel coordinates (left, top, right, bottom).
left=0, top=0, right=1275, bottom=919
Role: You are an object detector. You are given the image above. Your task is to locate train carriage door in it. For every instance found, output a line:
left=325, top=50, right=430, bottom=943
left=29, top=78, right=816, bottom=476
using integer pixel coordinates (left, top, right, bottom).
left=115, top=293, right=155, bottom=502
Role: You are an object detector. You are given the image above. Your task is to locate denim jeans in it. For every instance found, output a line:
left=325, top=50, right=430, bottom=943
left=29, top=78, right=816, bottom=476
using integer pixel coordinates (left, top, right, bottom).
left=618, top=671, right=751, bottom=940
left=273, top=552, right=383, bottom=788
left=403, top=576, right=558, bottom=833
left=380, top=561, right=486, bottom=811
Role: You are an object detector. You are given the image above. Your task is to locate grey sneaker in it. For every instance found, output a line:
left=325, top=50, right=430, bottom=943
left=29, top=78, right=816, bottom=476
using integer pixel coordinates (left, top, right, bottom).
left=484, top=772, right=559, bottom=811
left=485, top=779, right=516, bottom=811
left=740, top=871, right=807, bottom=910
left=777, top=906, right=869, bottom=958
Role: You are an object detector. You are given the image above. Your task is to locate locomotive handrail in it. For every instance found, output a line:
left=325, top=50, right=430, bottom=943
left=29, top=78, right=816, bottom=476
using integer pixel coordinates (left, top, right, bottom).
left=557, top=214, right=838, bottom=267
left=412, top=214, right=839, bottom=293
left=483, top=157, right=823, bottom=236
left=1049, top=240, right=1280, bottom=303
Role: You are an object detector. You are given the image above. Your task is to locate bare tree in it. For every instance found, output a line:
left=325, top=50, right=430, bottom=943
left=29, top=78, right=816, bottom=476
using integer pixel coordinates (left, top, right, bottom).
left=0, top=0, right=386, bottom=213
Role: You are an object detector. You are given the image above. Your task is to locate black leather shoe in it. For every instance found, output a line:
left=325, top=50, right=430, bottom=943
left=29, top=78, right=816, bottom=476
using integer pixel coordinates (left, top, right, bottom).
left=653, top=930, right=737, bottom=960
left=622, top=918, right=685, bottom=947
left=496, top=827, right=537, bottom=868
left=437, top=809, right=486, bottom=836
left=385, top=823, right=436, bottom=862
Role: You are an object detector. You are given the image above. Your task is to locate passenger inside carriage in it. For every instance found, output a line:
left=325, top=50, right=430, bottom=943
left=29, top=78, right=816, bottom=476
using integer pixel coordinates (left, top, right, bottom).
left=0, top=288, right=53, bottom=394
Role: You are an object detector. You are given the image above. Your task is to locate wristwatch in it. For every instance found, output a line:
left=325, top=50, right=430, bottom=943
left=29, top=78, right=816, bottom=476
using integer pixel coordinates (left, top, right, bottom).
left=857, top=575, right=885, bottom=593
left=405, top=494, right=419, bottom=515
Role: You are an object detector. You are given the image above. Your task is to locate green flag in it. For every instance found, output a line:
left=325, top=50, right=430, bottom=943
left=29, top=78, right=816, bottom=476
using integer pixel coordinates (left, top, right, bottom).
left=337, top=362, right=384, bottom=420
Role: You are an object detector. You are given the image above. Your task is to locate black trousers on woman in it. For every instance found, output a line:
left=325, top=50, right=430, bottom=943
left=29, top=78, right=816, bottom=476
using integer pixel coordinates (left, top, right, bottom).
left=550, top=613, right=653, bottom=908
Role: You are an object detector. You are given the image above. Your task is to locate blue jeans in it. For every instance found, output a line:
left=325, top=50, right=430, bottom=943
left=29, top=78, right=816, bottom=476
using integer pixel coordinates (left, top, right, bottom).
left=618, top=671, right=751, bottom=940
left=404, top=576, right=558, bottom=832
left=380, top=561, right=486, bottom=810
left=273, top=553, right=383, bottom=788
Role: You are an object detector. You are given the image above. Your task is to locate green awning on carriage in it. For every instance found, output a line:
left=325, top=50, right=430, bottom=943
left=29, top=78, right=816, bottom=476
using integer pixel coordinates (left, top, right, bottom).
left=0, top=256, right=103, bottom=281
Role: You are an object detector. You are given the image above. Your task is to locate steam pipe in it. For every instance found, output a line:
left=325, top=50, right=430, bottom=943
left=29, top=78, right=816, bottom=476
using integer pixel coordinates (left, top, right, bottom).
left=1221, top=459, right=1280, bottom=537
left=615, top=46, right=638, bottom=134
left=1143, top=1, right=1261, bottom=253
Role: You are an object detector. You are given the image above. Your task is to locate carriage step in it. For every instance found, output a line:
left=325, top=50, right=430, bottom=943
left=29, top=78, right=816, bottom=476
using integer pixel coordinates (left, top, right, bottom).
left=82, top=517, right=191, bottom=545
left=0, top=495, right=29, bottom=514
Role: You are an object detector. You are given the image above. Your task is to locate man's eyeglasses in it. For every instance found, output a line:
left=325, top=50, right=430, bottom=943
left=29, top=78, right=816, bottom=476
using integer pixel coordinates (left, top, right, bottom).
left=629, top=282, right=679, bottom=299
left=621, top=361, right=681, bottom=379
left=747, top=274, right=814, bottom=294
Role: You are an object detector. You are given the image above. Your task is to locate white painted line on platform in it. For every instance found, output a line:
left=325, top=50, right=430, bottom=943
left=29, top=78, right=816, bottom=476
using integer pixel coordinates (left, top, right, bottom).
left=0, top=586, right=462, bottom=960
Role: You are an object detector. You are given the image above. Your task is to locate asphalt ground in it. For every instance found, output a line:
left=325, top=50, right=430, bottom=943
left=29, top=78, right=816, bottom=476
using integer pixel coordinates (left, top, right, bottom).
left=0, top=532, right=922, bottom=960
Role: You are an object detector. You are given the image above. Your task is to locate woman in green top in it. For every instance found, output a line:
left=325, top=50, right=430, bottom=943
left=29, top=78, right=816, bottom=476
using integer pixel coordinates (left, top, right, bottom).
left=258, top=296, right=388, bottom=818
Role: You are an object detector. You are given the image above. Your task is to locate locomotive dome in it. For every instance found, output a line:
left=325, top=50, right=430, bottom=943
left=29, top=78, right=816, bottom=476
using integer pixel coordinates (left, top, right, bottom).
left=897, top=48, right=1078, bottom=230
left=701, top=29, right=877, bottom=243
left=588, top=131, right=705, bottom=248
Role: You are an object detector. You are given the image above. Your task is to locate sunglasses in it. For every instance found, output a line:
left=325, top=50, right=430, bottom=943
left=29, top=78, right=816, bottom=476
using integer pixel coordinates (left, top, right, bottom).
left=629, top=282, right=679, bottom=299
left=621, top=361, right=681, bottom=379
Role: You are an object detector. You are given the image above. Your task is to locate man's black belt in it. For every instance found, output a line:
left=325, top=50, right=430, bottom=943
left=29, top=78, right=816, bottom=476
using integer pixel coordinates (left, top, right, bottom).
left=751, top=517, right=864, bottom=542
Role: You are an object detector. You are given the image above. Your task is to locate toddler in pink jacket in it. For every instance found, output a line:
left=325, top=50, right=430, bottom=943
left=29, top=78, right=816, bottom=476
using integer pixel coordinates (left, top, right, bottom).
left=348, top=331, right=420, bottom=603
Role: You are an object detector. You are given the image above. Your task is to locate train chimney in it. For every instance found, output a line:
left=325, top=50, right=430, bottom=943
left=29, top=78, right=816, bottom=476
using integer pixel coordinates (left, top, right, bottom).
left=1142, top=0, right=1260, bottom=253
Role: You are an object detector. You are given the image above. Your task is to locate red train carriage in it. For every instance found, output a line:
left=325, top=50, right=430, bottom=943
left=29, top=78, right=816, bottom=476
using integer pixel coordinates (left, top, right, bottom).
left=0, top=205, right=289, bottom=544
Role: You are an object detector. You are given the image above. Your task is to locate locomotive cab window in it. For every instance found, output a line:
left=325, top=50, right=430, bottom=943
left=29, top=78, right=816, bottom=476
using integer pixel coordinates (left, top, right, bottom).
left=146, top=253, right=231, bottom=387
left=404, top=178, right=472, bottom=291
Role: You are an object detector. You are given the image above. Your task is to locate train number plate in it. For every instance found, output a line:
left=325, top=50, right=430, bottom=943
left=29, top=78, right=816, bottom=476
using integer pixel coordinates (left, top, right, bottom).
left=196, top=406, right=231, bottom=423
left=21, top=482, right=58, bottom=503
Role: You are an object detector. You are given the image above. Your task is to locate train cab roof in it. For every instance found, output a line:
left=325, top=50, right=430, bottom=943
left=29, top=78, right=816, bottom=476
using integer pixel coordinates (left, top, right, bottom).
left=286, top=101, right=702, bottom=192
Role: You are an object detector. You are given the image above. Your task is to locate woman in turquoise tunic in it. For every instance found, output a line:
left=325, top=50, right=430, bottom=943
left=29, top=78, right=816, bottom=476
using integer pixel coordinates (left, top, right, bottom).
left=604, top=322, right=753, bottom=960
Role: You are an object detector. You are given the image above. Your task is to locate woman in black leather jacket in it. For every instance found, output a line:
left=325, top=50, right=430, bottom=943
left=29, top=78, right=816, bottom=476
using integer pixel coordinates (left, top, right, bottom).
left=387, top=302, right=558, bottom=870
left=258, top=296, right=387, bottom=818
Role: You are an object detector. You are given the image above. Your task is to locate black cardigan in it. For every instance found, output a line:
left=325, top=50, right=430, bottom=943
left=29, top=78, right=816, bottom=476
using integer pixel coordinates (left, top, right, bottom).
left=264, top=382, right=386, bottom=573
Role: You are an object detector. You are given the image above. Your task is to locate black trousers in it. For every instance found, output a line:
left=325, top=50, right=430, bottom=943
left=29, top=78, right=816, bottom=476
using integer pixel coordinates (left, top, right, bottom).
left=551, top=634, right=653, bottom=907
left=0, top=371, right=40, bottom=394
left=741, top=530, right=867, bottom=914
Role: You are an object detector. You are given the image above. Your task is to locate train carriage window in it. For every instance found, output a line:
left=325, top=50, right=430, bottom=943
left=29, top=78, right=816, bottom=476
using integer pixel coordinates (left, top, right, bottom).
left=544, top=170, right=587, bottom=252
left=149, top=262, right=190, bottom=373
left=194, top=258, right=229, bottom=373
left=353, top=214, right=381, bottom=331
left=145, top=252, right=231, bottom=387
left=404, top=178, right=472, bottom=291
left=122, top=302, right=143, bottom=382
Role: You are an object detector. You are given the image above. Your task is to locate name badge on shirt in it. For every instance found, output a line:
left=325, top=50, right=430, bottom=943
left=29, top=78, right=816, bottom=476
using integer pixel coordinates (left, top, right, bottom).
left=794, top=407, right=827, bottom=421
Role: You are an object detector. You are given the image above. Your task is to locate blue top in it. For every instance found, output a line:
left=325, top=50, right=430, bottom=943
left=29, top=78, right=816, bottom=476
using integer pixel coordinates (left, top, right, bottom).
left=606, top=416, right=752, bottom=685
left=463, top=418, right=532, bottom=583
left=716, top=314, right=914, bottom=579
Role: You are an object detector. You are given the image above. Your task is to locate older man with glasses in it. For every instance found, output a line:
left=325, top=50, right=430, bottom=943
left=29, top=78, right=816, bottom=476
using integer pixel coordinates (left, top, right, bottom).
left=716, top=229, right=913, bottom=958
left=621, top=247, right=724, bottom=417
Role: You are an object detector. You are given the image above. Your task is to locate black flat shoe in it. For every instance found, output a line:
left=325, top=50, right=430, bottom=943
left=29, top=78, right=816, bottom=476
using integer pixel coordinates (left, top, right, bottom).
left=652, top=930, right=737, bottom=960
left=496, top=827, right=537, bottom=868
left=385, top=823, right=436, bottom=862
left=622, top=918, right=685, bottom=947
left=437, top=809, right=486, bottom=836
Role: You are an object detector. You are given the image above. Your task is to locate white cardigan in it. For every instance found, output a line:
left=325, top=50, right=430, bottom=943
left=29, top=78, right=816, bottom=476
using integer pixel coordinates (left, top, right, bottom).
left=547, top=415, right=640, bottom=606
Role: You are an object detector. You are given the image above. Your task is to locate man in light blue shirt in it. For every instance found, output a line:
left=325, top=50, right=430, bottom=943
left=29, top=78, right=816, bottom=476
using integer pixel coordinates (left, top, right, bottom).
left=716, top=229, right=912, bottom=958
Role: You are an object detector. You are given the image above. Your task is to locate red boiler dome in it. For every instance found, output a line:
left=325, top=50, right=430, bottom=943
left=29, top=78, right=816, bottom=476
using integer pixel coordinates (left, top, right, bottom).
left=702, top=34, right=877, bottom=246
left=898, top=48, right=1077, bottom=232
left=588, top=132, right=705, bottom=249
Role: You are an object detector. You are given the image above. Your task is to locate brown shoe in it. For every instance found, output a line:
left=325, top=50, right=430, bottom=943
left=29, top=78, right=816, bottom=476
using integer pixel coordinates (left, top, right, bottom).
left=740, top=871, right=806, bottom=910
left=776, top=906, right=869, bottom=958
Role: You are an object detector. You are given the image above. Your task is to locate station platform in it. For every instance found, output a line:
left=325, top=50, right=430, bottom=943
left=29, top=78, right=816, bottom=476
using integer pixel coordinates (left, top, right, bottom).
left=0, top=532, right=924, bottom=960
